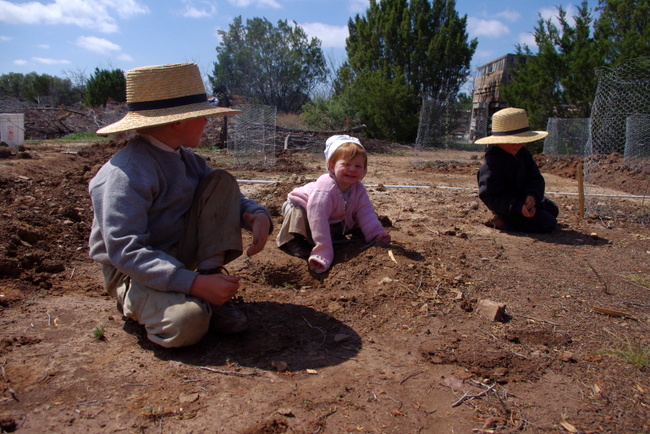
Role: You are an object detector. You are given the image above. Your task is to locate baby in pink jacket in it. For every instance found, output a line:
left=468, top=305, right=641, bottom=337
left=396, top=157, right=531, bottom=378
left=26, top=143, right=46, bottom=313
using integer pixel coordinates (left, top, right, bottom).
left=276, top=135, right=391, bottom=273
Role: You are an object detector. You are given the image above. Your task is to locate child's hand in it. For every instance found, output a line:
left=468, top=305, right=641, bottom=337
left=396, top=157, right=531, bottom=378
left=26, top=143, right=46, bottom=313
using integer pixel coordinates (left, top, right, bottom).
left=522, top=195, right=537, bottom=218
left=308, top=255, right=330, bottom=273
left=190, top=273, right=241, bottom=306
left=375, top=233, right=391, bottom=244
left=243, top=212, right=271, bottom=257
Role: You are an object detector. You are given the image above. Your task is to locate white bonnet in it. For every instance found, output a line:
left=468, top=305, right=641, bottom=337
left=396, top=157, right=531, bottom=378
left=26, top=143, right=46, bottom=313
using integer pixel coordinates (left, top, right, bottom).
left=324, top=135, right=364, bottom=164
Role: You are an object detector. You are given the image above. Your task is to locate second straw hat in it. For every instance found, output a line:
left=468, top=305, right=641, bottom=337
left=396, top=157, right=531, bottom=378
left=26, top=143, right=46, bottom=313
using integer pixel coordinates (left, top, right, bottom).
left=474, top=108, right=548, bottom=145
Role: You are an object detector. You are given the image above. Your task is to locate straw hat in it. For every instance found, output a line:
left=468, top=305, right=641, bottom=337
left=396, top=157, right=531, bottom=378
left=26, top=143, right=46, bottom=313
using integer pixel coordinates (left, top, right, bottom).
left=474, top=107, right=548, bottom=144
left=324, top=134, right=364, bottom=164
left=96, top=62, right=241, bottom=135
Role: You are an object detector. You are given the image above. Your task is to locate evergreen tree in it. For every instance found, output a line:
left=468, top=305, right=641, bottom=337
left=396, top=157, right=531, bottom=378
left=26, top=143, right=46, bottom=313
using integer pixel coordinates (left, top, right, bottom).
left=84, top=68, right=126, bottom=108
left=341, top=0, right=476, bottom=141
left=210, top=16, right=327, bottom=113
left=502, top=1, right=600, bottom=128
left=594, top=0, right=650, bottom=64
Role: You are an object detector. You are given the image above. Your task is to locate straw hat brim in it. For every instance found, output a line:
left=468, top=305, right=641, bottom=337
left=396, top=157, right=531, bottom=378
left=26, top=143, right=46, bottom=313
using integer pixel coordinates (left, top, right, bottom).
left=474, top=130, right=548, bottom=145
left=96, top=103, right=242, bottom=135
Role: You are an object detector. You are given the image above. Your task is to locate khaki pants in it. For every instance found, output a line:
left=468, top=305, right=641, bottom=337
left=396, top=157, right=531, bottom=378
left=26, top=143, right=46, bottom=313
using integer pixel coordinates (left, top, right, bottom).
left=103, top=170, right=243, bottom=348
left=276, top=200, right=312, bottom=247
left=276, top=200, right=347, bottom=248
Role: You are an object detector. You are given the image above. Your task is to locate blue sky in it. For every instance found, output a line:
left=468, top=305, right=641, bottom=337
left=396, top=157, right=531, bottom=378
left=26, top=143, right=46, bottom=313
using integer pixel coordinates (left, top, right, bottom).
left=0, top=0, right=586, bottom=90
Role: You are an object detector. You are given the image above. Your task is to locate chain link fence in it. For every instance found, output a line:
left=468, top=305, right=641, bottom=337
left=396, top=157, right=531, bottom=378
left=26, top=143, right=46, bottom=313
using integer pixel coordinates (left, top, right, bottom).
left=228, top=104, right=277, bottom=166
left=583, top=57, right=650, bottom=223
left=543, top=118, right=590, bottom=155
left=415, top=97, right=477, bottom=152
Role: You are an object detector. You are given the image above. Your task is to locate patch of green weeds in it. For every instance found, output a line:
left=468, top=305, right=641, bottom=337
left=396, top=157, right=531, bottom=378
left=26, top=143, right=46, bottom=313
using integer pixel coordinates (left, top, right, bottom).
left=628, top=273, right=650, bottom=288
left=92, top=325, right=106, bottom=341
left=282, top=282, right=297, bottom=290
left=607, top=338, right=650, bottom=369
left=49, top=131, right=111, bottom=143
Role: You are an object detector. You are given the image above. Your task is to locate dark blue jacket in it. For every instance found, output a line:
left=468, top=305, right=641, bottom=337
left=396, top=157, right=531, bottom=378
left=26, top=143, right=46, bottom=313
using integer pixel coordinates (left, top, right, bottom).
left=477, top=145, right=545, bottom=216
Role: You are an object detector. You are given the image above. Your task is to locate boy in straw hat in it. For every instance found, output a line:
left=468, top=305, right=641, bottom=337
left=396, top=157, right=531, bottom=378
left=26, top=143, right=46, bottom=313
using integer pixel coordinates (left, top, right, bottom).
left=276, top=135, right=391, bottom=273
left=475, top=107, right=559, bottom=233
left=89, top=63, right=273, bottom=348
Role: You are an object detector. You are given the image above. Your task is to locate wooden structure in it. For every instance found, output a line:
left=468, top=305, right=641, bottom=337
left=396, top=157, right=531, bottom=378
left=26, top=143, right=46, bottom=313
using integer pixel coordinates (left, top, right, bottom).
left=469, top=54, right=517, bottom=141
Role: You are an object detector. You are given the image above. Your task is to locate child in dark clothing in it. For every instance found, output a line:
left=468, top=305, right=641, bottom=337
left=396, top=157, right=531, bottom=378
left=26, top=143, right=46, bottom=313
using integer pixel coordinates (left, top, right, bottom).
left=475, top=108, right=559, bottom=233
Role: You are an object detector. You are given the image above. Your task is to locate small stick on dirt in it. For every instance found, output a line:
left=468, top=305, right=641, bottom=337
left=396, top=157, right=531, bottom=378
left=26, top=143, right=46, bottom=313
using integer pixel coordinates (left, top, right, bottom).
left=70, top=267, right=75, bottom=280
left=399, top=371, right=421, bottom=385
left=592, top=306, right=638, bottom=320
left=199, top=366, right=262, bottom=377
left=516, top=314, right=560, bottom=326
left=423, top=224, right=440, bottom=235
left=47, top=312, right=51, bottom=327
left=586, top=260, right=610, bottom=294
left=451, top=383, right=496, bottom=408
left=303, top=316, right=327, bottom=349
left=624, top=280, right=650, bottom=290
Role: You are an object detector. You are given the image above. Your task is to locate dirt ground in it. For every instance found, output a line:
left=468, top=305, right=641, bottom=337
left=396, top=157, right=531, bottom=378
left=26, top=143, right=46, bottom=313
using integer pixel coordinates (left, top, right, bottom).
left=0, top=140, right=649, bottom=433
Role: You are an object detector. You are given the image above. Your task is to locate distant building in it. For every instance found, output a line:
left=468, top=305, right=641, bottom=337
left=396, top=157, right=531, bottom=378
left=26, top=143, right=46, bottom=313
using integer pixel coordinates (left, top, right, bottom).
left=469, top=54, right=517, bottom=141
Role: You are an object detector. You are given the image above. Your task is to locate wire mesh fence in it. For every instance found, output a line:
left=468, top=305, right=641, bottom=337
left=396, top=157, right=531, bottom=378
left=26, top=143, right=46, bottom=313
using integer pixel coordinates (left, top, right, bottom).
left=543, top=118, right=590, bottom=155
left=583, top=57, right=650, bottom=224
left=415, top=97, right=478, bottom=153
left=228, top=104, right=277, bottom=166
left=624, top=114, right=650, bottom=170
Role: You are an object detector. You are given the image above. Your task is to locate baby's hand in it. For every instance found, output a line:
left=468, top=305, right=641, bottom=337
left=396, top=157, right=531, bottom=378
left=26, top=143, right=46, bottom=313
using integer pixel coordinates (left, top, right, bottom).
left=308, top=255, right=330, bottom=274
left=375, top=233, right=391, bottom=244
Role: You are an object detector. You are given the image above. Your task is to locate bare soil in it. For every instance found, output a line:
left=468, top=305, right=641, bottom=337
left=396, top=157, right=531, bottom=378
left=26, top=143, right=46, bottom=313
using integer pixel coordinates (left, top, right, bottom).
left=1, top=140, right=649, bottom=433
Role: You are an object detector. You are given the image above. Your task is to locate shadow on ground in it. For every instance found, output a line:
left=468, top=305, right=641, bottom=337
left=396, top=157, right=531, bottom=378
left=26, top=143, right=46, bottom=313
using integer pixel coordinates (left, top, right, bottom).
left=124, top=301, right=362, bottom=372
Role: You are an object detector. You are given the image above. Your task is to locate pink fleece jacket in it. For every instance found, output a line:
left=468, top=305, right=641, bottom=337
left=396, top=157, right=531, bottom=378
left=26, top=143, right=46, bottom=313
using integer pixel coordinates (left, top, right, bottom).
left=287, top=173, right=385, bottom=269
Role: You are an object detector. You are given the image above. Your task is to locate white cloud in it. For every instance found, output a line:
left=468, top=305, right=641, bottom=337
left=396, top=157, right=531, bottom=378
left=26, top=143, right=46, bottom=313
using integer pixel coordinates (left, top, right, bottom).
left=518, top=32, right=537, bottom=48
left=0, top=0, right=149, bottom=33
left=75, top=36, right=121, bottom=55
left=117, top=53, right=134, bottom=62
left=181, top=0, right=217, bottom=18
left=32, top=57, right=71, bottom=65
left=349, top=0, right=368, bottom=14
left=467, top=17, right=510, bottom=39
left=495, top=10, right=520, bottom=22
left=0, top=35, right=12, bottom=42
left=38, top=44, right=50, bottom=49
left=103, top=0, right=149, bottom=18
left=227, top=0, right=280, bottom=9
left=474, top=49, right=496, bottom=62
left=13, top=59, right=28, bottom=65
left=300, top=22, right=348, bottom=48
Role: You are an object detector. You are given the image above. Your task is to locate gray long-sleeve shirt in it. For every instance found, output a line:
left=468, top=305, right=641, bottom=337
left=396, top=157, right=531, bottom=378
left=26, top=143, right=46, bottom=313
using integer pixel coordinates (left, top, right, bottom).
left=88, top=136, right=269, bottom=295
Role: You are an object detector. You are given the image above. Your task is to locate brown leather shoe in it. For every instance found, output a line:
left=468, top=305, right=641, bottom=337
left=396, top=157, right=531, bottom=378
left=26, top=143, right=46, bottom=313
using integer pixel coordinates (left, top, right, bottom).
left=211, top=302, right=249, bottom=334
left=485, top=214, right=507, bottom=230
left=280, top=237, right=311, bottom=258
left=199, top=267, right=249, bottom=334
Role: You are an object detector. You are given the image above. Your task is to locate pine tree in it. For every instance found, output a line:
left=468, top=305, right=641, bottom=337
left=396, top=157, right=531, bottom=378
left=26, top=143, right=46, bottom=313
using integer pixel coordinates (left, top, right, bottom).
left=502, top=1, right=600, bottom=128
left=594, top=0, right=650, bottom=64
left=341, top=0, right=476, bottom=141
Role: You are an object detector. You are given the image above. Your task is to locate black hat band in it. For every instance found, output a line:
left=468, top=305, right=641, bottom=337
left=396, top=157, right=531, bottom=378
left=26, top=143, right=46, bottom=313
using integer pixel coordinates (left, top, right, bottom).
left=492, top=126, right=531, bottom=136
left=128, top=93, right=208, bottom=111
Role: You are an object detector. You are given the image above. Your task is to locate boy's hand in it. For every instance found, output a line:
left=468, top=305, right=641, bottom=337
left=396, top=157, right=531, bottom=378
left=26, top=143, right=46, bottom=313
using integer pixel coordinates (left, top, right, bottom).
left=522, top=195, right=537, bottom=218
left=190, top=273, right=241, bottom=306
left=243, top=212, right=271, bottom=257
